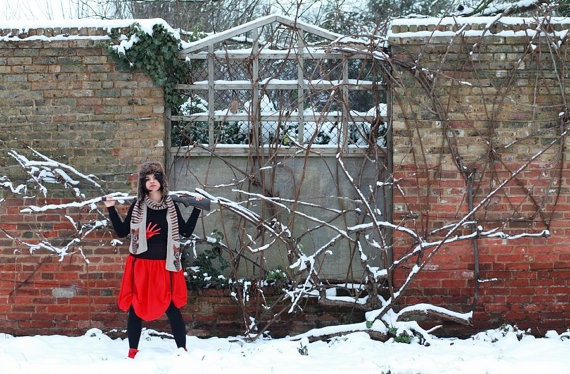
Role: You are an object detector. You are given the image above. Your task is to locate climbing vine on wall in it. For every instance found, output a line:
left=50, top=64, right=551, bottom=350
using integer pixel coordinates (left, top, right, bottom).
left=106, top=22, right=201, bottom=109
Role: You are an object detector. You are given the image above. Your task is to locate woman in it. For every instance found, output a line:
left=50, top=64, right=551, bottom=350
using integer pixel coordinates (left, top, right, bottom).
left=103, top=161, right=202, bottom=358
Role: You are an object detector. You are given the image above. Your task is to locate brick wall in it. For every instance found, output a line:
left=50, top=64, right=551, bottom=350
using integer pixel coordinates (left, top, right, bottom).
left=0, top=22, right=363, bottom=338
left=0, top=23, right=166, bottom=336
left=1, top=17, right=569, bottom=338
left=388, top=17, right=570, bottom=335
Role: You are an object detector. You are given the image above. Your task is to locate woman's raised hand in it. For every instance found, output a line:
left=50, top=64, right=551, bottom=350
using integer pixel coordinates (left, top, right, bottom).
left=102, top=195, right=116, bottom=208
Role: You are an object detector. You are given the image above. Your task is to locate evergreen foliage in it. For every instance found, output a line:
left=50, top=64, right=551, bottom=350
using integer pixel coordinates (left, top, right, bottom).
left=559, top=0, right=570, bottom=16
left=106, top=23, right=199, bottom=109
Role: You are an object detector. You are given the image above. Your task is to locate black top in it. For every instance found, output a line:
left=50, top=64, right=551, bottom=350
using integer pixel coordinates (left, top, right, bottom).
left=107, top=202, right=201, bottom=260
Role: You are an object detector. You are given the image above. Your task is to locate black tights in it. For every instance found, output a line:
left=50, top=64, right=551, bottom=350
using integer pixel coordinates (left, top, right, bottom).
left=127, top=303, right=187, bottom=349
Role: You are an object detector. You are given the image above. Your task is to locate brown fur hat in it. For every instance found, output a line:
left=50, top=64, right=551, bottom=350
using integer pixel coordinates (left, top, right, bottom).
left=137, top=161, right=168, bottom=200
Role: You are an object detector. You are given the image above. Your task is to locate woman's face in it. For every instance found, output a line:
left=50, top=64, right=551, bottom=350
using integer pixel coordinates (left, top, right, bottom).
left=144, top=173, right=162, bottom=193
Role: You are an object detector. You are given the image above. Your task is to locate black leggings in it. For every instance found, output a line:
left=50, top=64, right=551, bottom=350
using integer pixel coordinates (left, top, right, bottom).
left=127, top=303, right=187, bottom=349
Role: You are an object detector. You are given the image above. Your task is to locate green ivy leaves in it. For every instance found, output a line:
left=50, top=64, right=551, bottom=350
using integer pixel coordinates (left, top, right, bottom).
left=106, top=22, right=197, bottom=109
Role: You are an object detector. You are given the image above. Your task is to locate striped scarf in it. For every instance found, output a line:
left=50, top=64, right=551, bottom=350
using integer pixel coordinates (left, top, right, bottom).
left=130, top=195, right=181, bottom=272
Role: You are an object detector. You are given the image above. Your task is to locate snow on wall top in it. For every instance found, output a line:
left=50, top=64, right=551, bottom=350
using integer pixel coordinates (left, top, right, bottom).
left=388, top=16, right=570, bottom=40
left=1, top=16, right=568, bottom=43
left=390, top=16, right=570, bottom=27
left=0, top=18, right=178, bottom=42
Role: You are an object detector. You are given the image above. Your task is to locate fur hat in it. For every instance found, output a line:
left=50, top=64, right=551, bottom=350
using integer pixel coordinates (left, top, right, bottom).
left=137, top=161, right=168, bottom=200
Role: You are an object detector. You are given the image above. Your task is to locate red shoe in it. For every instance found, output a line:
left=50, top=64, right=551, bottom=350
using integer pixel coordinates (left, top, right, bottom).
left=128, top=348, right=139, bottom=359
left=175, top=347, right=188, bottom=356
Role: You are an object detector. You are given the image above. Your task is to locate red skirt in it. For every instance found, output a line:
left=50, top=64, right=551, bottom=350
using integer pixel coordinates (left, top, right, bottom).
left=118, top=255, right=188, bottom=321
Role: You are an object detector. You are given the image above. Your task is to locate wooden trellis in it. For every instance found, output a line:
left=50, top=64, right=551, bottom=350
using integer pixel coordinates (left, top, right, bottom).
left=172, top=14, right=387, bottom=149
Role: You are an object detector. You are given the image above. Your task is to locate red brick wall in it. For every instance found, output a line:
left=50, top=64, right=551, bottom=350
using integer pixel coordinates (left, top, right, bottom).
left=391, top=171, right=570, bottom=335
left=0, top=23, right=166, bottom=335
left=0, top=199, right=122, bottom=334
left=0, top=22, right=363, bottom=337
left=389, top=18, right=570, bottom=335
left=2, top=18, right=569, bottom=338
left=1, top=240, right=363, bottom=337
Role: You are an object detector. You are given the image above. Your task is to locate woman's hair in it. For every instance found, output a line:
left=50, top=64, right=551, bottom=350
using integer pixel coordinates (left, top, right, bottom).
left=137, top=161, right=169, bottom=200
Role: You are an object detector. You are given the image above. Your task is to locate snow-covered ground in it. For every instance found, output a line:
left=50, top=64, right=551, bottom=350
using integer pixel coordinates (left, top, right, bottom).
left=1, top=326, right=569, bottom=373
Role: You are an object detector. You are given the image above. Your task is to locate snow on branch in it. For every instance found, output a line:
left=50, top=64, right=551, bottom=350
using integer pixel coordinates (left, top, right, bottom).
left=20, top=193, right=130, bottom=213
left=0, top=148, right=119, bottom=261
left=0, top=175, right=27, bottom=195
left=7, top=147, right=103, bottom=198
left=0, top=225, right=87, bottom=262
left=396, top=303, right=473, bottom=325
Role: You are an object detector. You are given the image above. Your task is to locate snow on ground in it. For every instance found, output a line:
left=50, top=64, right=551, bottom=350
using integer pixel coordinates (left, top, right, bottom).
left=1, top=326, right=569, bottom=374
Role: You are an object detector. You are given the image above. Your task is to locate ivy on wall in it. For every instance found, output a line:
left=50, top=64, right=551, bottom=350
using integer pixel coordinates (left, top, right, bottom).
left=106, top=23, right=200, bottom=109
